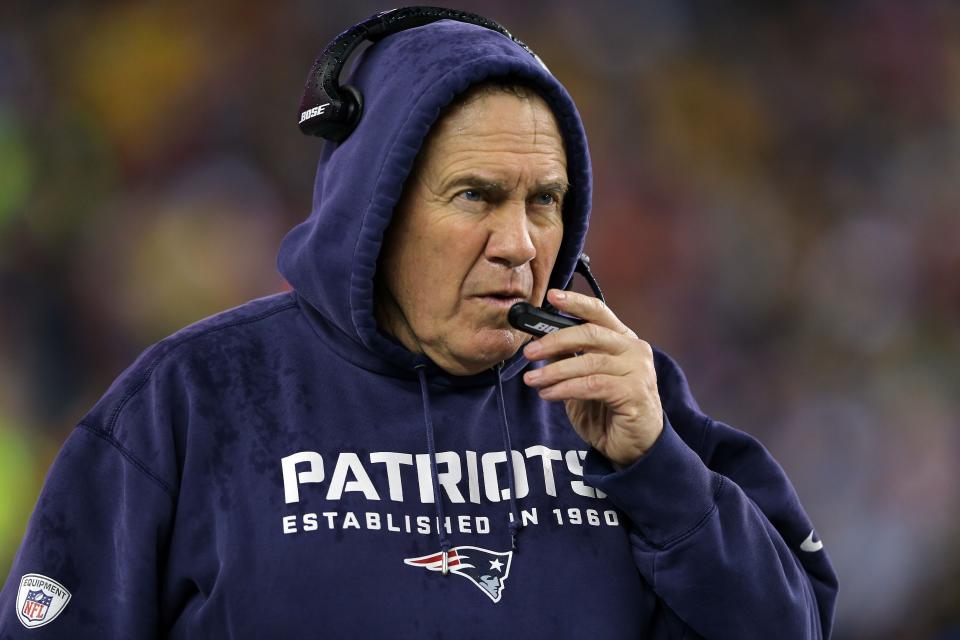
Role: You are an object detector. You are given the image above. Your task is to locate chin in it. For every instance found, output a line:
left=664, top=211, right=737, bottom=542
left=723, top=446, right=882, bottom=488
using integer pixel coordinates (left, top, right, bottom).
left=459, top=329, right=525, bottom=371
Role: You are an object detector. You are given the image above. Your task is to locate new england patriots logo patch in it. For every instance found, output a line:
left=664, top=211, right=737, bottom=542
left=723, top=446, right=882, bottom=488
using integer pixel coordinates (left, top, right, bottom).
left=404, top=546, right=513, bottom=603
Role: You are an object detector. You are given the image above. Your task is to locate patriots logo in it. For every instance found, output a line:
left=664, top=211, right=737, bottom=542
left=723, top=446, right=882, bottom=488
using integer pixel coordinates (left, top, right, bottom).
left=404, top=546, right=513, bottom=603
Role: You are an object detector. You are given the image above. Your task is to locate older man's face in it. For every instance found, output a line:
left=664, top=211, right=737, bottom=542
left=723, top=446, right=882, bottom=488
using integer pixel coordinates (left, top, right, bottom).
left=376, top=88, right=567, bottom=375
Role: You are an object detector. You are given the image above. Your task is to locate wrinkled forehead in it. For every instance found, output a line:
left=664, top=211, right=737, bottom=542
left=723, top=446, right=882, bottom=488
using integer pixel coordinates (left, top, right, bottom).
left=410, top=82, right=568, bottom=184
left=432, top=80, right=562, bottom=140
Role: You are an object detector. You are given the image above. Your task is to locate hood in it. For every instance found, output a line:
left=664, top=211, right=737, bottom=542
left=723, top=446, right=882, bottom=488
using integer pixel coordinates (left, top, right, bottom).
left=278, top=19, right=592, bottom=377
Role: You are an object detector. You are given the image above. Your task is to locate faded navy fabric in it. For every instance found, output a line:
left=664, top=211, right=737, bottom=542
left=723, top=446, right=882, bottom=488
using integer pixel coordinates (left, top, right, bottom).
left=0, top=19, right=836, bottom=639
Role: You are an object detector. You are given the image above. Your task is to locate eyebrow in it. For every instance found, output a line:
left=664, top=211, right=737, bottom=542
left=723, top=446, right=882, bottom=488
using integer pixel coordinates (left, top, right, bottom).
left=442, top=174, right=570, bottom=196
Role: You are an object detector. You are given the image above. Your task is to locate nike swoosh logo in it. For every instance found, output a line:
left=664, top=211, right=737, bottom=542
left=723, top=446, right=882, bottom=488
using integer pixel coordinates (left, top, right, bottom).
left=800, top=529, right=823, bottom=552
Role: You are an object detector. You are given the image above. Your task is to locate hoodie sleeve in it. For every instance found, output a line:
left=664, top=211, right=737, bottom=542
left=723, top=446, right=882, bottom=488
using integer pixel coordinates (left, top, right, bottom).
left=0, top=346, right=182, bottom=639
left=582, top=352, right=839, bottom=639
left=0, top=428, right=174, bottom=639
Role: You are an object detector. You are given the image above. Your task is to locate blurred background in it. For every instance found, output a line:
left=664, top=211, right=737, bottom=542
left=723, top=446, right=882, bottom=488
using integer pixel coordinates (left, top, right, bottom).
left=1, top=0, right=958, bottom=637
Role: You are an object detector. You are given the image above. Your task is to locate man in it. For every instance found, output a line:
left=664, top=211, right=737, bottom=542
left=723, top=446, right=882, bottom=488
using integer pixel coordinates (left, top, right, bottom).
left=0, top=11, right=837, bottom=638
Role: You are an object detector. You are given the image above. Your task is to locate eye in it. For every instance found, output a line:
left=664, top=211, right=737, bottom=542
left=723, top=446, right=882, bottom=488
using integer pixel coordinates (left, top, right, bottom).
left=533, top=192, right=559, bottom=206
left=458, top=189, right=483, bottom=202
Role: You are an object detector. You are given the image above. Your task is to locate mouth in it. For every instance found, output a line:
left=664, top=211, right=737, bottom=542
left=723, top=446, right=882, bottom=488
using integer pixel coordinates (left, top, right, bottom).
left=472, top=291, right=528, bottom=309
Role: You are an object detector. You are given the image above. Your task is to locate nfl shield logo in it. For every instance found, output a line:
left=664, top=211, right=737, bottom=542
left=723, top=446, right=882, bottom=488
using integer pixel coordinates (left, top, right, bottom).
left=15, top=574, right=71, bottom=629
left=21, top=589, right=52, bottom=622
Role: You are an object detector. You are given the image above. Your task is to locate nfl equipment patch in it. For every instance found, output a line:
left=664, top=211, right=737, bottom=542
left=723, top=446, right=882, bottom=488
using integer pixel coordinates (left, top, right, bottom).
left=15, top=574, right=71, bottom=629
left=404, top=546, right=513, bottom=603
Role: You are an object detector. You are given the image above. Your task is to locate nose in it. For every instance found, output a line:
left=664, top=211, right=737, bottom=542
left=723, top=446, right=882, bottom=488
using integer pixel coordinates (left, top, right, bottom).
left=484, top=202, right=536, bottom=268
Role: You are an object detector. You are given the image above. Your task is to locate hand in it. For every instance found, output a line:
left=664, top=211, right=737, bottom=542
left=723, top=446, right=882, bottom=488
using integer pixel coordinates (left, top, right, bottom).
left=522, top=289, right=663, bottom=467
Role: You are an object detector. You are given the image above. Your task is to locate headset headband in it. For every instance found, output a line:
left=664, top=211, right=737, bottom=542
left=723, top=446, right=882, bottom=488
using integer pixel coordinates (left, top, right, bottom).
left=298, top=6, right=543, bottom=143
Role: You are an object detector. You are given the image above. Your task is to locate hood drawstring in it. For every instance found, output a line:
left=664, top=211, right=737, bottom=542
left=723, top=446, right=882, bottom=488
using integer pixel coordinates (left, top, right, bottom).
left=414, top=363, right=524, bottom=577
left=415, top=364, right=452, bottom=575
left=494, top=362, right=523, bottom=551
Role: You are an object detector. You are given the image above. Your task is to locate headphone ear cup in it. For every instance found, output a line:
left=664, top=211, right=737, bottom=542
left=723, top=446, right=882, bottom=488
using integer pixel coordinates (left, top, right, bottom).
left=332, top=84, right=364, bottom=143
left=298, top=84, right=364, bottom=142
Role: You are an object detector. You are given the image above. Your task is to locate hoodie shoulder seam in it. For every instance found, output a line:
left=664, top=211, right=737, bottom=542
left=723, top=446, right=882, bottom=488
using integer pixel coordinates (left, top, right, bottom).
left=77, top=421, right=176, bottom=501
left=104, top=298, right=298, bottom=437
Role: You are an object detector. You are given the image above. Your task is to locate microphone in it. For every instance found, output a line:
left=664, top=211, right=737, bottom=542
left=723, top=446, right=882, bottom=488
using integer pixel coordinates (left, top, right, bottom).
left=508, top=301, right=585, bottom=338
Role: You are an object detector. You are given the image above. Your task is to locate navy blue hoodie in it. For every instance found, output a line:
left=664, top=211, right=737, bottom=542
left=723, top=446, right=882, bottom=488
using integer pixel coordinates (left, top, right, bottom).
left=0, top=19, right=837, bottom=639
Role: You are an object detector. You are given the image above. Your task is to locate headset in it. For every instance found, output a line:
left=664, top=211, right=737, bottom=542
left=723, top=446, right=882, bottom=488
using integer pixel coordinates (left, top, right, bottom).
left=508, top=255, right=605, bottom=337
left=297, top=6, right=605, bottom=336
left=297, top=6, right=542, bottom=143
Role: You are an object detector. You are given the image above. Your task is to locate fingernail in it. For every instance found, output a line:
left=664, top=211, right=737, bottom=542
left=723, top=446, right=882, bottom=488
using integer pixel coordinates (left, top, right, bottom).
left=524, top=369, right=540, bottom=382
left=553, top=290, right=567, bottom=301
left=524, top=342, right=541, bottom=357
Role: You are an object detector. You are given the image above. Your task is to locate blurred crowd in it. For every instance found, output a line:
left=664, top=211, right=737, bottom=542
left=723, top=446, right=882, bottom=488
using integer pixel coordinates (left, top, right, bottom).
left=1, top=1, right=958, bottom=637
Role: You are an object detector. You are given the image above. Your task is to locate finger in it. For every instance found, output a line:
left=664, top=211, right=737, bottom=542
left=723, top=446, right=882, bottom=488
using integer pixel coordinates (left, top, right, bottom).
left=523, top=352, right=628, bottom=389
left=546, top=289, right=634, bottom=336
left=535, top=373, right=626, bottom=403
left=523, top=321, right=632, bottom=362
